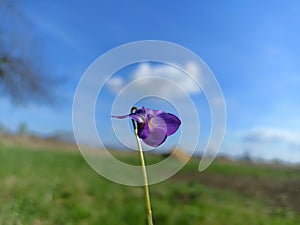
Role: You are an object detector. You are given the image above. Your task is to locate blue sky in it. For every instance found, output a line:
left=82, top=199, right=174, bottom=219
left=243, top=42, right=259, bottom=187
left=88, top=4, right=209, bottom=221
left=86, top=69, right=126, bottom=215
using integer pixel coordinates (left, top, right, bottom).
left=1, top=0, right=300, bottom=163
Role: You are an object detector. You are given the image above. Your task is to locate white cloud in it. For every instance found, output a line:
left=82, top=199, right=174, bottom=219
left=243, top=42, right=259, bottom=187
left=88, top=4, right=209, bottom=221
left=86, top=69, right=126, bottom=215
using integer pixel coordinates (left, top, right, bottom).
left=132, top=62, right=202, bottom=96
left=106, top=77, right=125, bottom=93
left=107, top=62, right=203, bottom=98
left=242, top=127, right=300, bottom=147
left=222, top=127, right=300, bottom=163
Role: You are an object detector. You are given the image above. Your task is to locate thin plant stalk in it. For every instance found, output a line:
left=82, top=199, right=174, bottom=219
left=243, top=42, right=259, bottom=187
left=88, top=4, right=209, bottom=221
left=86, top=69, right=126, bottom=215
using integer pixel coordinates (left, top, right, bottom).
left=131, top=107, right=154, bottom=225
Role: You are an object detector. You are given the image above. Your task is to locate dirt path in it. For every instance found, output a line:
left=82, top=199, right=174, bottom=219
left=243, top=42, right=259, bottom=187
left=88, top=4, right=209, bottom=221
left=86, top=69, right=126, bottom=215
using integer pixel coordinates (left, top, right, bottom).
left=172, top=170, right=300, bottom=214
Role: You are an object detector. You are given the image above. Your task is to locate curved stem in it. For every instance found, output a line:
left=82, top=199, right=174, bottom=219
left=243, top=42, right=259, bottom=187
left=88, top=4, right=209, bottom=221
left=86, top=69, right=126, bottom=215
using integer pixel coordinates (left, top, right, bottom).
left=131, top=107, right=154, bottom=225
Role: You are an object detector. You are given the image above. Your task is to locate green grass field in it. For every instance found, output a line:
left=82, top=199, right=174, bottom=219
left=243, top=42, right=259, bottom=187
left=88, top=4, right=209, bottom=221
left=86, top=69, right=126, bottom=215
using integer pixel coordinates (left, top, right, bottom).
left=0, top=144, right=299, bottom=225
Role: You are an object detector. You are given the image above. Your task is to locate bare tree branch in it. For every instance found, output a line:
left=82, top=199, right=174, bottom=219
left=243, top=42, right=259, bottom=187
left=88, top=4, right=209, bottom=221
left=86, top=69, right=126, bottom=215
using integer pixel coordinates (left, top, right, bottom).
left=0, top=0, right=56, bottom=105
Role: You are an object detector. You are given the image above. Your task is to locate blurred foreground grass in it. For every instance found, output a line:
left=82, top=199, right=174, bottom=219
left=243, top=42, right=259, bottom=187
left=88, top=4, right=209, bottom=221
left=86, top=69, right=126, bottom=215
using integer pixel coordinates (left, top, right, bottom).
left=0, top=145, right=299, bottom=225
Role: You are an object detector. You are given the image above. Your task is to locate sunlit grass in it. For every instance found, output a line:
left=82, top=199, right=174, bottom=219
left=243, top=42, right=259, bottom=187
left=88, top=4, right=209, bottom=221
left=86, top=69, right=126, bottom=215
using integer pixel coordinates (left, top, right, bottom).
left=0, top=145, right=299, bottom=225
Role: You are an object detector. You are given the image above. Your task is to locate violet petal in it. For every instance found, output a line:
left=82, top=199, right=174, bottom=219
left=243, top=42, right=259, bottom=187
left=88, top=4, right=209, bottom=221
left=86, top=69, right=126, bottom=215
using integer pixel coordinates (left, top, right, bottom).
left=141, top=116, right=168, bottom=147
left=144, top=107, right=164, bottom=117
left=111, top=115, right=129, bottom=119
left=157, top=113, right=181, bottom=136
left=112, top=108, right=146, bottom=123
left=138, top=115, right=150, bottom=139
left=112, top=107, right=181, bottom=147
left=142, top=128, right=167, bottom=147
left=128, top=114, right=146, bottom=123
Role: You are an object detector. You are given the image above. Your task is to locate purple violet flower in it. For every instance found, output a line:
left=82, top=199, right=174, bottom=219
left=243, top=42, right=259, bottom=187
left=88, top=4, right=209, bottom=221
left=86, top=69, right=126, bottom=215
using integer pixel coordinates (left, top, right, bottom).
left=112, top=107, right=181, bottom=147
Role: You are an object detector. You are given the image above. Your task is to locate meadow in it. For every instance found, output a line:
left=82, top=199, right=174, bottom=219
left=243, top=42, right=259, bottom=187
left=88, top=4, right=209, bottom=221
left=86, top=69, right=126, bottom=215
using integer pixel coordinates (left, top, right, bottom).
left=0, top=143, right=299, bottom=225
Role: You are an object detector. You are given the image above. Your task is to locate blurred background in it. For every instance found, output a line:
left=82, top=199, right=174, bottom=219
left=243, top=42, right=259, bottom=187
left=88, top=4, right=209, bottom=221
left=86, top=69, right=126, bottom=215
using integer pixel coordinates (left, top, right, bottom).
left=1, top=0, right=300, bottom=162
left=0, top=0, right=300, bottom=224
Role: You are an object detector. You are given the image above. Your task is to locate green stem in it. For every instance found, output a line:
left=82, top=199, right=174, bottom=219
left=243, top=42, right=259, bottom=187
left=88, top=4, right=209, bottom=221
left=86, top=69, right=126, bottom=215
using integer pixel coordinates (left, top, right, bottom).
left=131, top=107, right=154, bottom=225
